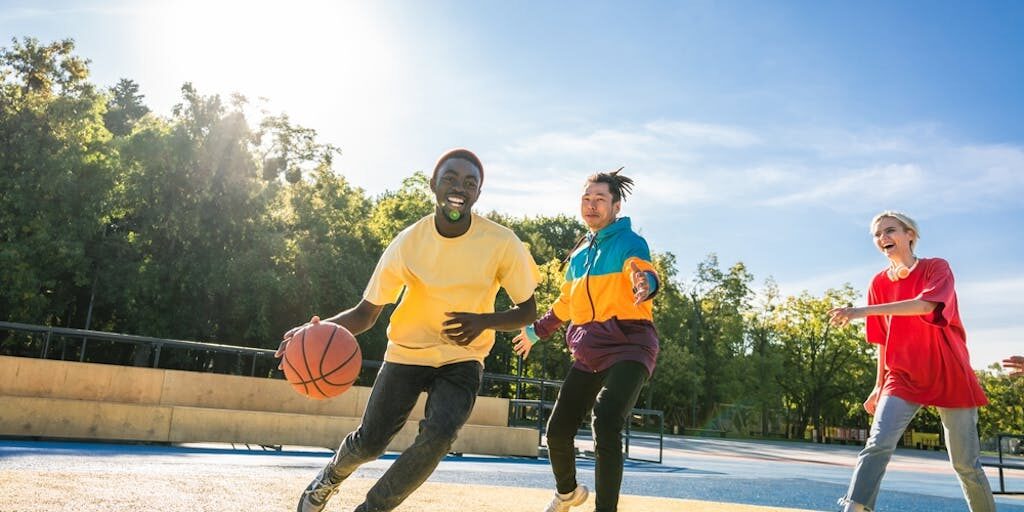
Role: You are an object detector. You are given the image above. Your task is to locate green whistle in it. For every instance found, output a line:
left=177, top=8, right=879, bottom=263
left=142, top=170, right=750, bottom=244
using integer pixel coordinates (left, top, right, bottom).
left=448, top=210, right=462, bottom=221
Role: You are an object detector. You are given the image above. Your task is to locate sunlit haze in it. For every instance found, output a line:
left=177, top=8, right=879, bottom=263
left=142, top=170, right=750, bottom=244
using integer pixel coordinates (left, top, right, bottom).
left=3, top=0, right=1022, bottom=368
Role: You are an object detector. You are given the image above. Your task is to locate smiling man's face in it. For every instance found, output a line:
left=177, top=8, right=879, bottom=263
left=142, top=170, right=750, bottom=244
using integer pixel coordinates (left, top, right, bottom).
left=431, top=157, right=481, bottom=222
left=580, top=181, right=620, bottom=232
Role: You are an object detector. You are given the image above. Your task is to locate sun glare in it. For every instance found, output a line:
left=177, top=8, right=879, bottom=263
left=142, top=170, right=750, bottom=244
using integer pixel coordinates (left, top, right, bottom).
left=127, top=1, right=408, bottom=132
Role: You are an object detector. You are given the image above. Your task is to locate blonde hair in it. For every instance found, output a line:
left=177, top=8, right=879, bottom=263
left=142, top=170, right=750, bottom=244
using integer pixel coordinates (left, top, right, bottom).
left=870, top=210, right=920, bottom=251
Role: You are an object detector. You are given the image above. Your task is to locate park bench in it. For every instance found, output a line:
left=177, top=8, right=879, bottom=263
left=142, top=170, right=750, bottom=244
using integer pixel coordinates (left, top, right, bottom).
left=685, top=427, right=727, bottom=438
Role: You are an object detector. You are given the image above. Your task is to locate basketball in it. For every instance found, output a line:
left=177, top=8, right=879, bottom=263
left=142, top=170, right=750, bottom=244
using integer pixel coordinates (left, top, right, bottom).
left=281, top=317, right=362, bottom=399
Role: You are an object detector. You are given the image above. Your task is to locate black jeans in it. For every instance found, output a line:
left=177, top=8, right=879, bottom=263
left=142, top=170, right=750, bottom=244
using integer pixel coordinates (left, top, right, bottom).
left=546, top=360, right=648, bottom=512
left=321, top=360, right=483, bottom=512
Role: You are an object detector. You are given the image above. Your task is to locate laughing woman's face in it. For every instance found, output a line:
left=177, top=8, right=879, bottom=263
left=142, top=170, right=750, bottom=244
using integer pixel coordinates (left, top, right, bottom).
left=872, top=217, right=915, bottom=257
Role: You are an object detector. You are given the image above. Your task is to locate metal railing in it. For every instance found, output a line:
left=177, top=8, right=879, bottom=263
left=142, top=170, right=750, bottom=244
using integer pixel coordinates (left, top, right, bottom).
left=509, top=399, right=664, bottom=464
left=0, top=321, right=663, bottom=463
left=623, top=407, right=665, bottom=463
left=0, top=321, right=277, bottom=375
left=988, top=432, right=1024, bottom=495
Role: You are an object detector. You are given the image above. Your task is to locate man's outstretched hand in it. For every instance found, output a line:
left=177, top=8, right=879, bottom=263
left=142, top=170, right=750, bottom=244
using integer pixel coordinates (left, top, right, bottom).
left=1003, top=355, right=1024, bottom=377
left=630, top=261, right=652, bottom=305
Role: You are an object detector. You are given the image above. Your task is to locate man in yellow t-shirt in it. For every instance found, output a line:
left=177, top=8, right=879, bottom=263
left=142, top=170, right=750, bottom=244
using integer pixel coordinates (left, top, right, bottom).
left=277, top=148, right=539, bottom=512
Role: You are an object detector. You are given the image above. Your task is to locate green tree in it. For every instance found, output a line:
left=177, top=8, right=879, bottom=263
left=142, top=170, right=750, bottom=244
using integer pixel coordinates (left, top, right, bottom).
left=743, top=278, right=785, bottom=436
left=276, top=162, right=384, bottom=359
left=773, top=286, right=875, bottom=440
left=108, top=85, right=384, bottom=373
left=481, top=213, right=584, bottom=394
left=647, top=252, right=701, bottom=428
left=256, top=113, right=339, bottom=184
left=0, top=37, right=88, bottom=96
left=502, top=214, right=583, bottom=265
left=103, top=78, right=149, bottom=136
left=114, top=84, right=279, bottom=360
left=977, top=366, right=1024, bottom=440
left=0, top=37, right=116, bottom=336
left=368, top=172, right=433, bottom=245
left=672, top=254, right=754, bottom=424
left=512, top=258, right=576, bottom=398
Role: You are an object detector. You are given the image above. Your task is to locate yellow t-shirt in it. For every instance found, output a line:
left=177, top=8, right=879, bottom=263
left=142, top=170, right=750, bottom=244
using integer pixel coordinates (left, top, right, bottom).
left=364, top=213, right=540, bottom=367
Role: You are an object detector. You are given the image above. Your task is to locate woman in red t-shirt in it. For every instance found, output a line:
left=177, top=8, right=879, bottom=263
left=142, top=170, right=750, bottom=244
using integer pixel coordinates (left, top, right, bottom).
left=829, top=211, right=995, bottom=512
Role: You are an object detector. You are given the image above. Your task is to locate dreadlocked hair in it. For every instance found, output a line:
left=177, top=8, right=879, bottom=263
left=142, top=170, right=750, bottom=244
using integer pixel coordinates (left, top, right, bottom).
left=587, top=166, right=634, bottom=203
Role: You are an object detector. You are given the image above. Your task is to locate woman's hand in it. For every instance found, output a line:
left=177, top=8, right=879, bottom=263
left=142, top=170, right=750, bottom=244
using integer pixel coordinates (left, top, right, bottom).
left=864, top=386, right=881, bottom=415
left=828, top=306, right=865, bottom=327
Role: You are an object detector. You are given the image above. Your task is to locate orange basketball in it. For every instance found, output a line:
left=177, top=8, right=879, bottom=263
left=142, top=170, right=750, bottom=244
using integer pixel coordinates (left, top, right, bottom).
left=281, top=317, right=362, bottom=399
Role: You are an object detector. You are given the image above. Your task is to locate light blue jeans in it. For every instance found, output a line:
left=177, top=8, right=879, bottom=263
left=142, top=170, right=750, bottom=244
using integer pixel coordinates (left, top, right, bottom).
left=840, top=394, right=995, bottom=511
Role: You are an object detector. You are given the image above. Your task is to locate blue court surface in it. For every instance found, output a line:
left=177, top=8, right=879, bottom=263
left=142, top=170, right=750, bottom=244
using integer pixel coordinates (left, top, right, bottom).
left=2, top=435, right=1023, bottom=511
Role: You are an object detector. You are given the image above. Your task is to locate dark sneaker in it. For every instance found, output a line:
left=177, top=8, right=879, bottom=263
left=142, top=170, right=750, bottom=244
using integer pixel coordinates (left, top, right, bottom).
left=297, top=468, right=341, bottom=512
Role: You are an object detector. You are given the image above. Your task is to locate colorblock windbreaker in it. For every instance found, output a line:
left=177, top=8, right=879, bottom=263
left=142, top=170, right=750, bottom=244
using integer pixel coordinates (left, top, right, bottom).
left=531, top=217, right=660, bottom=375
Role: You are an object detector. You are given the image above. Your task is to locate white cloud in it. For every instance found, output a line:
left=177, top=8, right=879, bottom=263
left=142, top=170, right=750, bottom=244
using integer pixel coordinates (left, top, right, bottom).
left=504, top=120, right=762, bottom=170
left=644, top=120, right=762, bottom=148
left=759, top=163, right=925, bottom=208
left=772, top=263, right=880, bottom=299
left=0, top=5, right=127, bottom=23
left=791, top=123, right=943, bottom=158
left=755, top=128, right=1024, bottom=214
left=958, top=276, right=1024, bottom=327
left=958, top=276, right=1024, bottom=304
left=0, top=8, right=51, bottom=21
left=958, top=277, right=1024, bottom=369
left=494, top=122, right=762, bottom=217
left=494, top=122, right=1024, bottom=219
left=477, top=160, right=581, bottom=217
left=631, top=171, right=714, bottom=205
left=505, top=129, right=660, bottom=164
left=967, top=327, right=1024, bottom=370
left=742, top=165, right=800, bottom=185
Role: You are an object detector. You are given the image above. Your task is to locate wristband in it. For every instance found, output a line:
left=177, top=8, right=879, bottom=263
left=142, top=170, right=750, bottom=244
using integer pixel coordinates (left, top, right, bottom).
left=645, top=272, right=658, bottom=296
left=524, top=324, right=540, bottom=343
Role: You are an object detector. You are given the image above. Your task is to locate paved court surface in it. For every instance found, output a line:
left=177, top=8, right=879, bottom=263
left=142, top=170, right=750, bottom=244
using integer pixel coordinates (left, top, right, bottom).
left=1, top=435, right=1023, bottom=511
left=582, top=435, right=1024, bottom=510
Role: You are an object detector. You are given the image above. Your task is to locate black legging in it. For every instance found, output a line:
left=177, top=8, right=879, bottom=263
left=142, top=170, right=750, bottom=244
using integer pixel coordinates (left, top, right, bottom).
left=545, top=360, right=648, bottom=512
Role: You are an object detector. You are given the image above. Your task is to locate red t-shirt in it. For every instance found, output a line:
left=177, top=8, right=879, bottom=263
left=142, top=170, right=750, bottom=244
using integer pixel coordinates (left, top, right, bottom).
left=865, top=258, right=988, bottom=408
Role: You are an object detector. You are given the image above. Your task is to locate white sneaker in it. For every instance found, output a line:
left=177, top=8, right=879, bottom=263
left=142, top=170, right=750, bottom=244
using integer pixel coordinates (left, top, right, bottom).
left=837, top=497, right=870, bottom=512
left=544, top=485, right=588, bottom=512
left=297, top=467, right=341, bottom=512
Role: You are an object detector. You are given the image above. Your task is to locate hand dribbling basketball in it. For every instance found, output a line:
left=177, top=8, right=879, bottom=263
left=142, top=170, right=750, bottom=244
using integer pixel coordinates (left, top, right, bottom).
left=277, top=315, right=362, bottom=399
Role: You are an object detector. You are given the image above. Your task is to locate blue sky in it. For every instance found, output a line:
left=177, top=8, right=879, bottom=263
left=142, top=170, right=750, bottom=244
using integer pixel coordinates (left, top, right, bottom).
left=3, top=1, right=1022, bottom=369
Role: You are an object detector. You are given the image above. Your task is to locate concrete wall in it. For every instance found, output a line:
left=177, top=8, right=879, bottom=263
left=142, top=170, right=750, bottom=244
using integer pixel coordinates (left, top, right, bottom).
left=0, top=356, right=537, bottom=457
left=0, top=395, right=172, bottom=441
left=0, top=355, right=166, bottom=404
